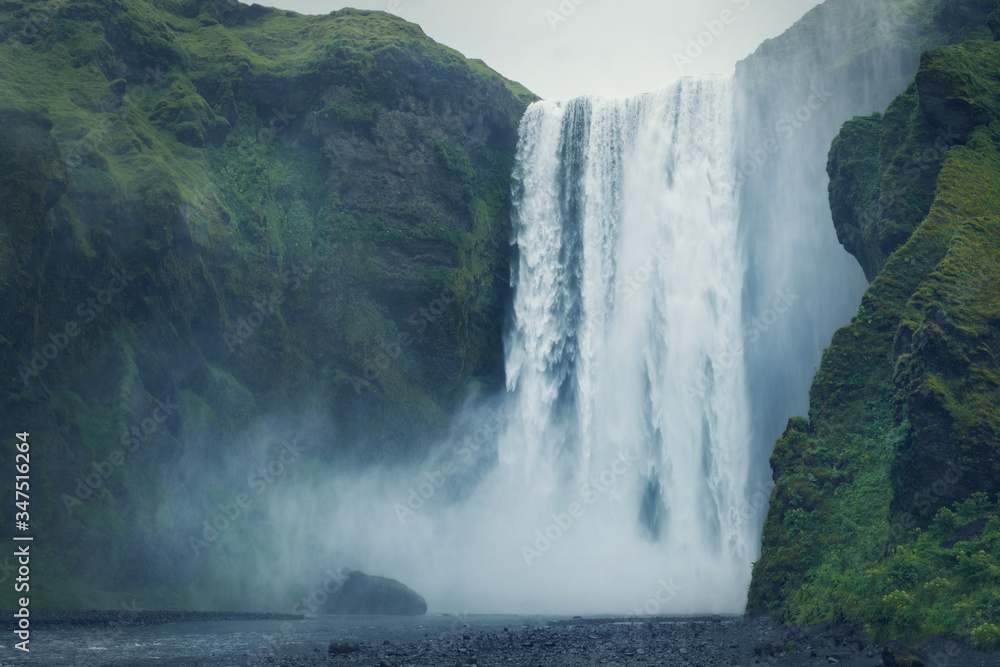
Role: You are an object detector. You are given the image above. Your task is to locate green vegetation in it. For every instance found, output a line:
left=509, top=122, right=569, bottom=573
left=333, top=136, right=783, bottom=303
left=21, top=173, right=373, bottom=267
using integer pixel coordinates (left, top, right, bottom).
left=830, top=38, right=1000, bottom=280
left=0, top=0, right=535, bottom=607
left=750, top=34, right=1000, bottom=649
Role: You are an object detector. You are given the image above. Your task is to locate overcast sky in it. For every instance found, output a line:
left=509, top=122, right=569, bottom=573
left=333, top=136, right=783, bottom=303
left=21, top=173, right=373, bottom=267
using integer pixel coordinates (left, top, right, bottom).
left=259, top=0, right=822, bottom=100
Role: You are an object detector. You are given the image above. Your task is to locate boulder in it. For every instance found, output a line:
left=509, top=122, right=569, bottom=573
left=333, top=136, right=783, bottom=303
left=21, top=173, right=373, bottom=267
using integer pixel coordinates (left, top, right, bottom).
left=323, top=570, right=427, bottom=616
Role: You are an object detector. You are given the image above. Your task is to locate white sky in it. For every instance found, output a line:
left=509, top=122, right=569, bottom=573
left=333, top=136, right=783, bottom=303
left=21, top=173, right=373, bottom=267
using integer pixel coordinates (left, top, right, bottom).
left=259, top=0, right=822, bottom=100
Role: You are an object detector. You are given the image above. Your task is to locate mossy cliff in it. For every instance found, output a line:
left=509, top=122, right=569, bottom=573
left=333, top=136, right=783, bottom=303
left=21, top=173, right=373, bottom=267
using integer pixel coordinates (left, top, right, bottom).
left=732, top=0, right=999, bottom=547
left=0, top=0, right=534, bottom=607
left=749, top=15, right=1000, bottom=650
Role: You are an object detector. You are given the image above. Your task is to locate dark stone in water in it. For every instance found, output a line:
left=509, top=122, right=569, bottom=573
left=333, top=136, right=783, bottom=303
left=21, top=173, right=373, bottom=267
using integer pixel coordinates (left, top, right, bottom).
left=323, top=570, right=427, bottom=616
left=328, top=641, right=361, bottom=654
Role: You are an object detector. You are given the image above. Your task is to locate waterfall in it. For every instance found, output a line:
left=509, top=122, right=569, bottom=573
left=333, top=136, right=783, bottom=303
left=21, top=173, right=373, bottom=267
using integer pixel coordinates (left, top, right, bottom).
left=301, top=63, right=891, bottom=614
left=204, top=1, right=928, bottom=619
left=272, top=53, right=909, bottom=614
left=501, top=75, right=754, bottom=611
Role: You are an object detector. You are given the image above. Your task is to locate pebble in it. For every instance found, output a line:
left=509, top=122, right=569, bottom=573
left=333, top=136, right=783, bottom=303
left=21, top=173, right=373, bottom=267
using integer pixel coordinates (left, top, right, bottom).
left=241, top=615, right=896, bottom=666
left=29, top=611, right=1000, bottom=666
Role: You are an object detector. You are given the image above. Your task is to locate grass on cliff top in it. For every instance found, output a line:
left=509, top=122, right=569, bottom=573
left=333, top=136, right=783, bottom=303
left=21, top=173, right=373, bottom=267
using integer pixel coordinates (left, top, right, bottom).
left=163, top=5, right=538, bottom=105
left=0, top=0, right=532, bottom=400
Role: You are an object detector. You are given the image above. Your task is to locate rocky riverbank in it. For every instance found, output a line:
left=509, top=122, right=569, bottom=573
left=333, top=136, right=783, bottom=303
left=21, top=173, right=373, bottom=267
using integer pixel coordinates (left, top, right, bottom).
left=217, top=614, right=1000, bottom=667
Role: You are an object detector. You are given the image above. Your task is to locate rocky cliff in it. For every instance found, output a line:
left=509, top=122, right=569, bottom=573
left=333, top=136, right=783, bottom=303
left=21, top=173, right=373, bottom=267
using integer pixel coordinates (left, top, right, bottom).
left=0, top=0, right=534, bottom=607
left=749, top=4, right=1000, bottom=650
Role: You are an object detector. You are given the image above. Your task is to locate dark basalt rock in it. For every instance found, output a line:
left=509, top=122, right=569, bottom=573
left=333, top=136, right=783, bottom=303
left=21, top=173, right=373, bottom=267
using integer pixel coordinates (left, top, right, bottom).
left=883, top=641, right=925, bottom=666
left=939, top=517, right=989, bottom=549
left=328, top=641, right=361, bottom=655
left=323, top=570, right=427, bottom=616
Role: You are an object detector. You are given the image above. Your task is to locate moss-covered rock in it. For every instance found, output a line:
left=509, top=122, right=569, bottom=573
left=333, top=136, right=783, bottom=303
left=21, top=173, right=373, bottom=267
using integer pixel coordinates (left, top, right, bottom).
left=830, top=37, right=1000, bottom=282
left=750, top=34, right=1000, bottom=647
left=0, top=0, right=535, bottom=608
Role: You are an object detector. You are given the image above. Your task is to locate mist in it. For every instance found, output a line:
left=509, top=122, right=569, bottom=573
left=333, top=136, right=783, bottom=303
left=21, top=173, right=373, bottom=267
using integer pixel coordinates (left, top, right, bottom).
left=128, top=0, right=932, bottom=619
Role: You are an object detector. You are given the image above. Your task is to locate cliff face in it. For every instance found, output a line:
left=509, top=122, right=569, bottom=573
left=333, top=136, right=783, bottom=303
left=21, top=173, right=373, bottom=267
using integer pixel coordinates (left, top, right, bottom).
left=749, top=12, right=1000, bottom=648
left=828, top=39, right=1000, bottom=282
left=0, top=0, right=534, bottom=606
left=731, top=0, right=999, bottom=576
left=733, top=0, right=948, bottom=533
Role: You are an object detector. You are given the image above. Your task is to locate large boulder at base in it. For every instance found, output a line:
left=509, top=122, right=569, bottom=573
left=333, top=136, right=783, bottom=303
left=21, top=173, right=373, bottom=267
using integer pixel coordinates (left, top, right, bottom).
left=323, top=570, right=427, bottom=616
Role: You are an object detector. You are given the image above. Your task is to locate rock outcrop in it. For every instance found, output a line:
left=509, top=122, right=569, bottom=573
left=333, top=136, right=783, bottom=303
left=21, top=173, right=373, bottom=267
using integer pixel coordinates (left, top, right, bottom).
left=750, top=15, right=1000, bottom=650
left=323, top=570, right=427, bottom=616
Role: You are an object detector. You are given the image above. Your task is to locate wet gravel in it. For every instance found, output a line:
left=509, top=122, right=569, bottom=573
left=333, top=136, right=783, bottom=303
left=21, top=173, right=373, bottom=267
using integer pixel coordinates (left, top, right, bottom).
left=221, top=615, right=1000, bottom=667
left=26, top=610, right=303, bottom=630
left=5, top=612, right=999, bottom=666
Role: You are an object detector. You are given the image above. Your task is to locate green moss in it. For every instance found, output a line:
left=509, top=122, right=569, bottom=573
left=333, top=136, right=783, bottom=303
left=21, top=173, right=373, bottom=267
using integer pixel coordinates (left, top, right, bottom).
left=0, top=0, right=534, bottom=608
left=753, top=36, right=1000, bottom=647
left=436, top=138, right=476, bottom=183
left=315, top=98, right=378, bottom=131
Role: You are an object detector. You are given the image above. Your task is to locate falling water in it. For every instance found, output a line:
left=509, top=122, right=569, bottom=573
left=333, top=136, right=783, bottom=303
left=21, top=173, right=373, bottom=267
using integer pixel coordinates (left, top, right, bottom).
left=161, top=2, right=929, bottom=619
left=244, top=53, right=912, bottom=613
left=267, top=66, right=887, bottom=614
left=501, top=75, right=753, bottom=611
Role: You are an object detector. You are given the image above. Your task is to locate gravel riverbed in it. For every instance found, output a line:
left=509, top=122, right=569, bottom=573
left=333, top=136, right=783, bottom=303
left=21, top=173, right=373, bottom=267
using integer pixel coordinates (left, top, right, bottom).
left=218, top=614, right=1000, bottom=667
left=4, top=612, right=999, bottom=666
